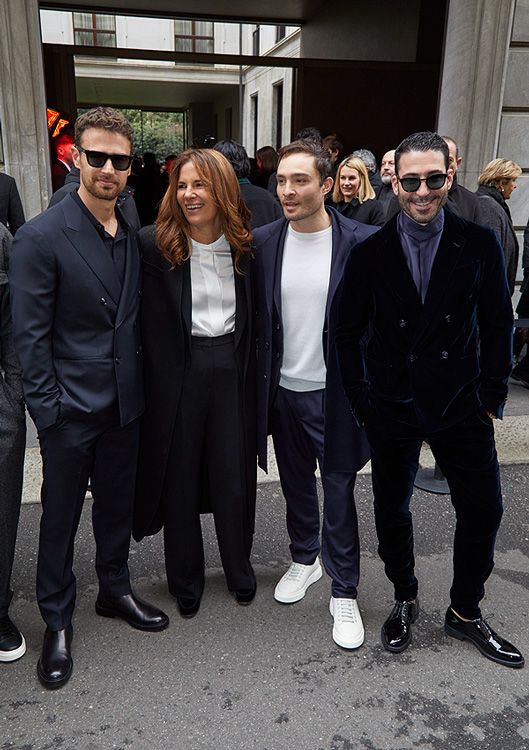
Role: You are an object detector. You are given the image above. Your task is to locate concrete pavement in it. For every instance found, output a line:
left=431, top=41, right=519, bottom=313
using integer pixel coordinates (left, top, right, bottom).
left=2, top=381, right=529, bottom=749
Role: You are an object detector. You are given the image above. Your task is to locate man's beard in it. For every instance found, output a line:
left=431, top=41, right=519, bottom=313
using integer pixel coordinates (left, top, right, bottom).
left=381, top=175, right=392, bottom=186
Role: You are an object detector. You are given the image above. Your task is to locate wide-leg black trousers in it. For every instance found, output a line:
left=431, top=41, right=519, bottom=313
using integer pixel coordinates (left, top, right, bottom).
left=162, top=334, right=255, bottom=600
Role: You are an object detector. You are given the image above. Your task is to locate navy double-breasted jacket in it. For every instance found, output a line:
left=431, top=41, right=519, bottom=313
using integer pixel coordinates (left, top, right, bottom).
left=336, top=208, right=514, bottom=432
left=253, top=207, right=377, bottom=474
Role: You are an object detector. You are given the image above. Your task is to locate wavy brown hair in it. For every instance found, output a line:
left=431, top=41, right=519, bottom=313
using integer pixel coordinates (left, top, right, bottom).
left=155, top=149, right=252, bottom=272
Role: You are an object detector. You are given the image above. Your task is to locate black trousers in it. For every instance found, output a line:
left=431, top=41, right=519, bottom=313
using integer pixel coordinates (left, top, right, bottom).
left=37, top=410, right=139, bottom=630
left=0, top=398, right=26, bottom=618
left=162, top=334, right=255, bottom=599
left=365, top=409, right=503, bottom=620
left=270, top=387, right=360, bottom=598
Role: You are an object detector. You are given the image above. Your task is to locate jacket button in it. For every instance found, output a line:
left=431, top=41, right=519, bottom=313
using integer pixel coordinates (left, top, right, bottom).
left=399, top=319, right=406, bottom=328
left=115, top=356, right=121, bottom=364
left=265, top=341, right=270, bottom=350
left=276, top=323, right=280, bottom=331
left=276, top=352, right=280, bottom=359
left=100, top=297, right=107, bottom=305
left=409, top=354, right=416, bottom=363
left=263, top=374, right=267, bottom=380
left=445, top=314, right=451, bottom=323
left=441, top=351, right=449, bottom=359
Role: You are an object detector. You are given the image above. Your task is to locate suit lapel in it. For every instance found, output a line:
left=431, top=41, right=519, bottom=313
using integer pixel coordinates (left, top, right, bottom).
left=61, top=193, right=122, bottom=304
left=382, top=220, right=423, bottom=317
left=115, top=229, right=138, bottom=328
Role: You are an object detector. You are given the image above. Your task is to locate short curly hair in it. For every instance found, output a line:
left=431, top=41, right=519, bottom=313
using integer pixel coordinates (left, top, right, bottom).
left=75, top=107, right=133, bottom=149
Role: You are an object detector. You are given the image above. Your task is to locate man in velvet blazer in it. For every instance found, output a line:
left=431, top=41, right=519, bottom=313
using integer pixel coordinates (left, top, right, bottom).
left=336, top=131, right=523, bottom=669
left=9, top=107, right=168, bottom=690
left=254, top=139, right=376, bottom=650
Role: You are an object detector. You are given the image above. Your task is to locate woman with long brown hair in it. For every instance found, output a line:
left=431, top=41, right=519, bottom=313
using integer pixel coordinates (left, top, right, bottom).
left=133, top=149, right=257, bottom=617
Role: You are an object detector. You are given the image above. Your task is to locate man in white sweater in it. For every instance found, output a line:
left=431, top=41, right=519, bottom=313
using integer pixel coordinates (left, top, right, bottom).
left=254, top=140, right=377, bottom=648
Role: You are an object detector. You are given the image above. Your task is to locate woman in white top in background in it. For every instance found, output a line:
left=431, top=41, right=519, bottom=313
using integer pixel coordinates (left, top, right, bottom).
left=133, top=149, right=257, bottom=618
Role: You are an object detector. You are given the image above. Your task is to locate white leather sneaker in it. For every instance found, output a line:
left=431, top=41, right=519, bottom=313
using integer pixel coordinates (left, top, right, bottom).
left=274, top=560, right=322, bottom=603
left=329, top=597, right=365, bottom=649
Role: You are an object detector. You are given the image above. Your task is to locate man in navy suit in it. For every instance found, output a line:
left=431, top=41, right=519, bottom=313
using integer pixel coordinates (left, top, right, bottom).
left=336, top=131, right=523, bottom=668
left=254, top=140, right=376, bottom=649
left=10, top=107, right=168, bottom=689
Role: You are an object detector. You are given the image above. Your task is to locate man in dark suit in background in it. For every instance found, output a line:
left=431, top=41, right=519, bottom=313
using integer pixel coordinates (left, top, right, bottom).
left=51, top=129, right=75, bottom=193
left=336, top=131, right=523, bottom=668
left=0, top=172, right=25, bottom=235
left=10, top=107, right=168, bottom=690
left=254, top=140, right=376, bottom=650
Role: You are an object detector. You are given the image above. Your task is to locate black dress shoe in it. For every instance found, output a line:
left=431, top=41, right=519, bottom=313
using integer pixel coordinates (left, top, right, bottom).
left=233, top=584, right=257, bottom=606
left=381, top=599, right=419, bottom=653
left=176, top=596, right=201, bottom=619
left=445, top=607, right=525, bottom=668
left=37, top=625, right=73, bottom=689
left=95, top=593, right=169, bottom=631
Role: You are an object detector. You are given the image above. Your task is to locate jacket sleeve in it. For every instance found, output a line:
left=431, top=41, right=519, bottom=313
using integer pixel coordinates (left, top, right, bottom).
left=334, top=245, right=373, bottom=424
left=476, top=228, right=514, bottom=418
left=0, top=228, right=24, bottom=403
left=7, top=178, right=25, bottom=235
left=9, top=222, right=61, bottom=430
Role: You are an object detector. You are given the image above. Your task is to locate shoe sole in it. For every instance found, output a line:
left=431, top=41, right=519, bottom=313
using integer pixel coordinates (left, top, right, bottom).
left=274, top=565, right=323, bottom=604
left=95, top=603, right=169, bottom=631
left=0, top=635, right=27, bottom=663
left=37, top=659, right=73, bottom=689
left=329, top=602, right=365, bottom=649
left=444, top=623, right=525, bottom=669
left=381, top=605, right=419, bottom=653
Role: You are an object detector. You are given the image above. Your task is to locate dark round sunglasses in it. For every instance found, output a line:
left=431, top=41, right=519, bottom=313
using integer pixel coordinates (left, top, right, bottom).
left=397, top=173, right=448, bottom=193
left=77, top=146, right=132, bottom=171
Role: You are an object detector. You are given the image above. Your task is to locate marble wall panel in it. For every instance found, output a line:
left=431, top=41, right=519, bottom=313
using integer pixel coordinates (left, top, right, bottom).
left=498, top=113, right=529, bottom=168
left=504, top=49, right=529, bottom=108
left=512, top=0, right=529, bottom=41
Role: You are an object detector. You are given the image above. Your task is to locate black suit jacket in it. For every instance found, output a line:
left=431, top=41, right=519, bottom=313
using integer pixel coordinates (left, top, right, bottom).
left=9, top=192, right=144, bottom=431
left=336, top=208, right=513, bottom=432
left=254, top=207, right=377, bottom=474
left=0, top=173, right=25, bottom=235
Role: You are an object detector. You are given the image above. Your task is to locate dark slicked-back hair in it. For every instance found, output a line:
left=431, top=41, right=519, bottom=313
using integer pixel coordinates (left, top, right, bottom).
left=395, top=131, right=449, bottom=173
left=75, top=107, right=134, bottom=149
left=277, top=140, right=332, bottom=185
left=295, top=127, right=323, bottom=145
left=213, top=139, right=251, bottom=179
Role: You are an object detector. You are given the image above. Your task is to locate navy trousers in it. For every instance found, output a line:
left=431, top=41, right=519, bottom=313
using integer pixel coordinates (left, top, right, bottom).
left=365, top=409, right=503, bottom=620
left=37, top=410, right=139, bottom=630
left=270, top=386, right=360, bottom=598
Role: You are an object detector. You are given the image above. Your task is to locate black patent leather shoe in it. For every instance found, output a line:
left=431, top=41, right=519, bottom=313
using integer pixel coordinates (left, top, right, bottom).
left=445, top=607, right=525, bottom=668
left=176, top=596, right=201, bottom=619
left=381, top=599, right=419, bottom=652
left=233, top=584, right=257, bottom=606
left=37, top=625, right=73, bottom=689
left=95, top=593, right=169, bottom=631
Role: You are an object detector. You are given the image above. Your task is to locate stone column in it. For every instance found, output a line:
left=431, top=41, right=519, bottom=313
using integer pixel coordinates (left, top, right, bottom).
left=437, top=0, right=516, bottom=189
left=0, top=0, right=50, bottom=218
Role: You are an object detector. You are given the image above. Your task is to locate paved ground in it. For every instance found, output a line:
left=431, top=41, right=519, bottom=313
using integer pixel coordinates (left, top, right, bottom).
left=2, top=381, right=529, bottom=750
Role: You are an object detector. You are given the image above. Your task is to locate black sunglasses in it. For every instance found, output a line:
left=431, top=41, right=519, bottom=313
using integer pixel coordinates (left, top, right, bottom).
left=76, top=146, right=132, bottom=171
left=397, top=173, right=448, bottom=193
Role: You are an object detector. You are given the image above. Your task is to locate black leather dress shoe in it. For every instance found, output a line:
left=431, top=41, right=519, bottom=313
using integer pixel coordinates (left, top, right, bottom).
left=37, top=625, right=73, bottom=689
left=176, top=596, right=201, bottom=619
left=445, top=607, right=525, bottom=668
left=381, top=599, right=419, bottom=653
left=95, top=593, right=169, bottom=631
left=233, top=584, right=257, bottom=606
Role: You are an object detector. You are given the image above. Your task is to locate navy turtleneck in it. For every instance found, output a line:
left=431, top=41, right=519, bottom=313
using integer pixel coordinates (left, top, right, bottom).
left=397, top=208, right=445, bottom=303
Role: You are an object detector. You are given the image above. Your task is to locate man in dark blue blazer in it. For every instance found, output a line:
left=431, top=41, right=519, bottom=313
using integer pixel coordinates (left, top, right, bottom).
left=336, top=131, right=523, bottom=668
left=10, top=107, right=168, bottom=690
left=254, top=140, right=377, bottom=650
